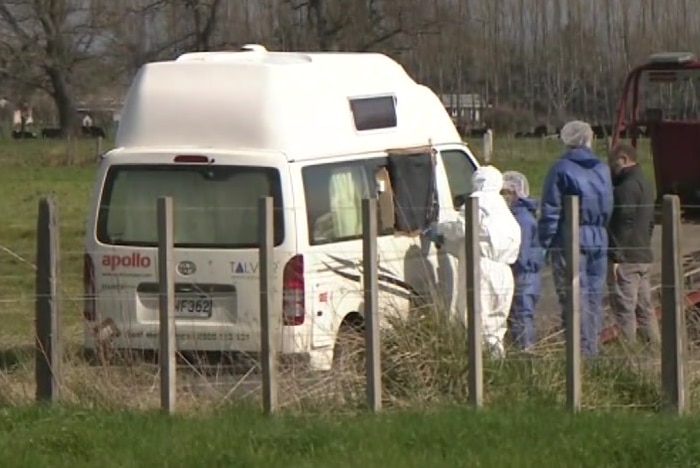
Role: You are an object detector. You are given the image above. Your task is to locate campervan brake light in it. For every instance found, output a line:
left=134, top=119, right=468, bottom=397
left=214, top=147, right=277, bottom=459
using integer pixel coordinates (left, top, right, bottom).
left=173, top=155, right=210, bottom=163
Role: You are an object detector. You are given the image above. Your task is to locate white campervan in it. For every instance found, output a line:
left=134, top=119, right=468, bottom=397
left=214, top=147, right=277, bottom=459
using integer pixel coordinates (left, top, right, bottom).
left=83, top=45, right=480, bottom=371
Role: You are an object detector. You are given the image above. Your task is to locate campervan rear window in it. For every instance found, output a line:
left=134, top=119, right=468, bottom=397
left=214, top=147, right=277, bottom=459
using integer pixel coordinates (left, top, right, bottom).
left=96, top=164, right=284, bottom=248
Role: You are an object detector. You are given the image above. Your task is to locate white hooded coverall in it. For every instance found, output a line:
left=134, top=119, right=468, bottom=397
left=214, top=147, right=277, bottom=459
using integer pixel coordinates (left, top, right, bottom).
left=437, top=165, right=522, bottom=355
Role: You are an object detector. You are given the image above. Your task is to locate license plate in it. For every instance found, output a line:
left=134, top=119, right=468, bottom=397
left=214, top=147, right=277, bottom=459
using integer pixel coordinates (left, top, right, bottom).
left=175, top=296, right=213, bottom=318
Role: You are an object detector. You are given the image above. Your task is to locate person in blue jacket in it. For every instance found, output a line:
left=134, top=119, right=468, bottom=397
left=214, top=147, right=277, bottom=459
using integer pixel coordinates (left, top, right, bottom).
left=502, top=171, right=542, bottom=351
left=538, top=120, right=614, bottom=357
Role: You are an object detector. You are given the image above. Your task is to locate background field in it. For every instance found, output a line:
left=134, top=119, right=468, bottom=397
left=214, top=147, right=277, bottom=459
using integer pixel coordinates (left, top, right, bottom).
left=0, top=135, right=650, bottom=347
left=0, top=137, right=690, bottom=467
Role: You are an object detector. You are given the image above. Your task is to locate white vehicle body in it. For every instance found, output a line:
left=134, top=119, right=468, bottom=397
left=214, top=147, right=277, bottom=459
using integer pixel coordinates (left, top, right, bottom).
left=83, top=46, right=479, bottom=371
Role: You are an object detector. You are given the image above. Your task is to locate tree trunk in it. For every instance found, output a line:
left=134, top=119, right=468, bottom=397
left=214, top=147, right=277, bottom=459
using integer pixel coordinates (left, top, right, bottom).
left=46, top=66, right=78, bottom=137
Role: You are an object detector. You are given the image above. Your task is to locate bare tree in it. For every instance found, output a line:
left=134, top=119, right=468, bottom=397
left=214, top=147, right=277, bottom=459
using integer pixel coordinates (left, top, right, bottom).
left=3, top=0, right=700, bottom=134
left=279, top=0, right=438, bottom=52
left=0, top=0, right=114, bottom=135
left=105, top=0, right=227, bottom=80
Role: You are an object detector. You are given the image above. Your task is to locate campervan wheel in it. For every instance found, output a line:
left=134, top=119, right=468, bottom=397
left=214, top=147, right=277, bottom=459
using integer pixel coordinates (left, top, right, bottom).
left=332, top=320, right=365, bottom=376
left=327, top=319, right=367, bottom=404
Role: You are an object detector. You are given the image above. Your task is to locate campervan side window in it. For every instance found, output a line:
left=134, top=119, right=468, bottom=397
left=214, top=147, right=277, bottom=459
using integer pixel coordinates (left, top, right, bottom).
left=96, top=164, right=284, bottom=248
left=303, top=161, right=371, bottom=245
left=302, top=152, right=439, bottom=245
left=441, top=149, right=477, bottom=209
left=349, top=95, right=397, bottom=131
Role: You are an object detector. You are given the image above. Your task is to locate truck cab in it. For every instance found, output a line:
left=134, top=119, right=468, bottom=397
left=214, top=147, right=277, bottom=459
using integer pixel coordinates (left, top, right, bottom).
left=612, top=51, right=700, bottom=211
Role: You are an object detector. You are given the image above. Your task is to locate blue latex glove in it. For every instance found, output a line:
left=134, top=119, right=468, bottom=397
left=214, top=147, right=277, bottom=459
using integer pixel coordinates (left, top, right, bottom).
left=424, top=226, right=444, bottom=248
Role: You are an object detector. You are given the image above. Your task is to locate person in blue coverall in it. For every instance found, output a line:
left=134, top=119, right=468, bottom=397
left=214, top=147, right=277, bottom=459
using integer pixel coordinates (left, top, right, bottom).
left=538, top=120, right=614, bottom=357
left=502, top=171, right=542, bottom=351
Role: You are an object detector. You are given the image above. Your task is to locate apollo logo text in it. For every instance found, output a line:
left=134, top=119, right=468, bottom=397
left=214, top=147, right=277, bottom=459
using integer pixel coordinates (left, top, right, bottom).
left=102, top=253, right=152, bottom=271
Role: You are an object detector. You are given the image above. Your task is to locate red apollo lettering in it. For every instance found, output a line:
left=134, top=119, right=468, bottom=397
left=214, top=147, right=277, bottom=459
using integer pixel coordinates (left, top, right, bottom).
left=102, top=253, right=152, bottom=271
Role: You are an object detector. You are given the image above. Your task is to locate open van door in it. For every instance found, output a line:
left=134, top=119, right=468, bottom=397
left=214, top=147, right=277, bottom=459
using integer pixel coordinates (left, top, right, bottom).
left=423, top=143, right=480, bottom=317
left=438, top=144, right=479, bottom=210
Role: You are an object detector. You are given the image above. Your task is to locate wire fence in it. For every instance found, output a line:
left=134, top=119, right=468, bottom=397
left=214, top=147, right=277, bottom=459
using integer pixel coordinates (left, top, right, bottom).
left=4, top=194, right=700, bottom=415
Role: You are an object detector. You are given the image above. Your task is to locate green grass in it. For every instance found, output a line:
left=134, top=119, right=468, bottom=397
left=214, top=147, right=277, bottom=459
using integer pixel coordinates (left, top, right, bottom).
left=0, top=404, right=698, bottom=467
left=0, top=136, right=657, bottom=359
left=465, top=136, right=655, bottom=195
left=0, top=139, right=97, bottom=343
left=0, top=136, right=692, bottom=467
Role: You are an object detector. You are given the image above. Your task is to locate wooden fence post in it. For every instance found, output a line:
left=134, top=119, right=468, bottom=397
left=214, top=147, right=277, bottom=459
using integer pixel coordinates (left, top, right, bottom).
left=661, top=194, right=689, bottom=415
left=464, top=196, right=483, bottom=408
left=35, top=196, right=61, bottom=403
left=362, top=197, right=381, bottom=412
left=482, top=129, right=493, bottom=164
left=564, top=195, right=582, bottom=413
left=157, top=196, right=176, bottom=414
left=259, top=196, right=278, bottom=414
left=95, top=136, right=103, bottom=161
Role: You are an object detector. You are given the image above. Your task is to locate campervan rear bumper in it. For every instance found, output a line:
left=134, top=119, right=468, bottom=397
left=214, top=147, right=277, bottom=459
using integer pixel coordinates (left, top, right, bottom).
left=82, top=346, right=315, bottom=371
left=82, top=324, right=335, bottom=371
left=83, top=321, right=310, bottom=354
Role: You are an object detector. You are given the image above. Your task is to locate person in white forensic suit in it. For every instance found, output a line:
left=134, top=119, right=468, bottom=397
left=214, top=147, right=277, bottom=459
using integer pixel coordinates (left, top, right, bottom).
left=434, top=165, right=522, bottom=357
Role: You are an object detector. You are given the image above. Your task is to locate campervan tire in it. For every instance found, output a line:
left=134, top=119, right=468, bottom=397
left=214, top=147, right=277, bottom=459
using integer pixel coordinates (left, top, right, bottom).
left=332, top=317, right=365, bottom=375
left=82, top=348, right=96, bottom=364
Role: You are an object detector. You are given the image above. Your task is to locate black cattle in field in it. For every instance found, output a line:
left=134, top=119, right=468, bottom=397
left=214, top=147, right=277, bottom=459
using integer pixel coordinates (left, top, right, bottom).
left=11, top=130, right=37, bottom=139
left=591, top=123, right=632, bottom=140
left=590, top=124, right=606, bottom=139
left=533, top=124, right=548, bottom=137
left=514, top=124, right=550, bottom=138
left=41, top=128, right=62, bottom=139
left=82, top=125, right=106, bottom=138
left=467, top=127, right=489, bottom=138
left=589, top=124, right=635, bottom=140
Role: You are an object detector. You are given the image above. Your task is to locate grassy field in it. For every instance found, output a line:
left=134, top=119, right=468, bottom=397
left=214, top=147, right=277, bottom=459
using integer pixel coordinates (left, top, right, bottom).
left=0, top=136, right=684, bottom=467
left=2, top=404, right=699, bottom=467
